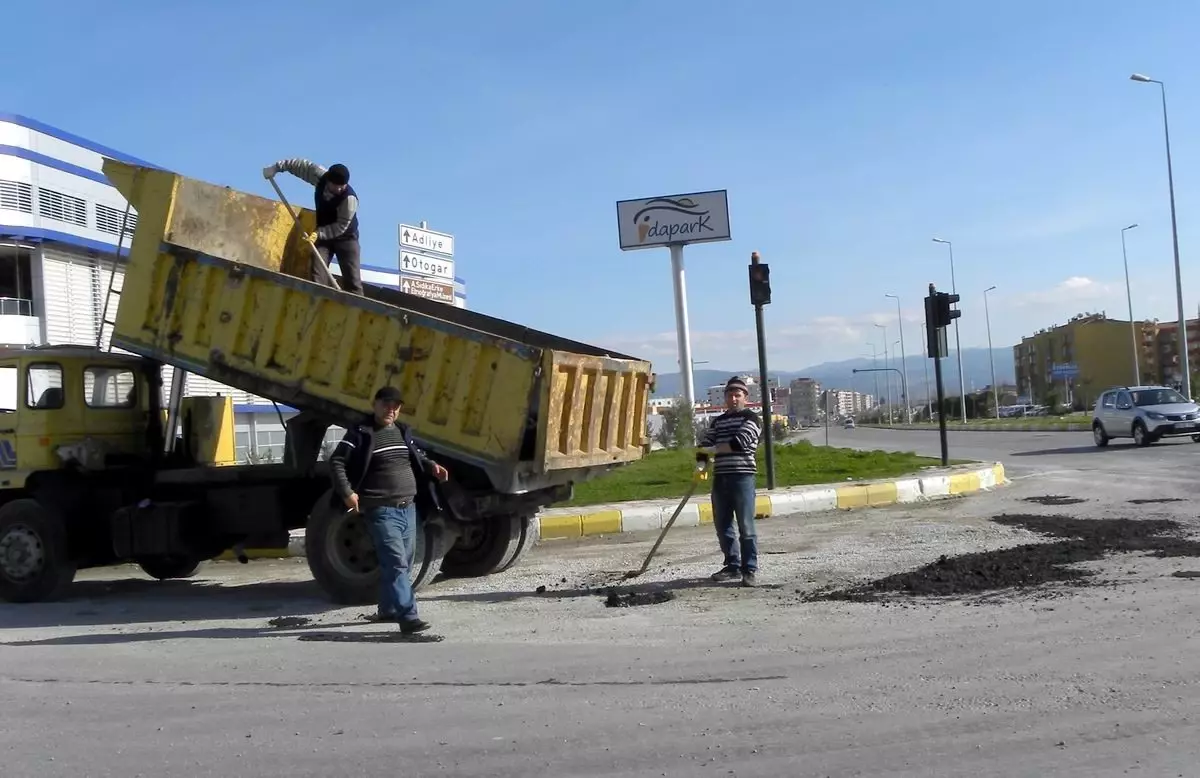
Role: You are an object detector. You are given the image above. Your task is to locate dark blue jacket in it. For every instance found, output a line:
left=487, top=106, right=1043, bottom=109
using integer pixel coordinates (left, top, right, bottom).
left=328, top=419, right=442, bottom=514
left=315, top=173, right=359, bottom=242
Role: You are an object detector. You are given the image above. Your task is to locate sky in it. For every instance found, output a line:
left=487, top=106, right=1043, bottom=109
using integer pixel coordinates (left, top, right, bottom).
left=5, top=0, right=1200, bottom=373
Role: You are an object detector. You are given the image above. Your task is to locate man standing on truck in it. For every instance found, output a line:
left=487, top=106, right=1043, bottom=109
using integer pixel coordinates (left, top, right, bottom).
left=329, top=386, right=450, bottom=633
left=699, top=376, right=763, bottom=587
left=262, top=158, right=364, bottom=295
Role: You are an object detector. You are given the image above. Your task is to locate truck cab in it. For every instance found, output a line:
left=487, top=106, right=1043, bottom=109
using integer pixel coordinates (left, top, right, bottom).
left=0, top=345, right=153, bottom=483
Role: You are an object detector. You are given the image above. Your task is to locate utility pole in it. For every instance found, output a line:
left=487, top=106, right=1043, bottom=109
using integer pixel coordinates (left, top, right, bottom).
left=748, top=252, right=775, bottom=489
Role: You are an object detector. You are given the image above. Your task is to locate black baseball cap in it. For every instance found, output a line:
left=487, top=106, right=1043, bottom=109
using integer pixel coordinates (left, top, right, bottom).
left=374, top=386, right=403, bottom=404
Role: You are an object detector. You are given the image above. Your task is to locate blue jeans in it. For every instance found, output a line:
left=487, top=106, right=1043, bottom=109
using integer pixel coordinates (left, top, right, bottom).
left=363, top=503, right=420, bottom=623
left=711, top=473, right=758, bottom=573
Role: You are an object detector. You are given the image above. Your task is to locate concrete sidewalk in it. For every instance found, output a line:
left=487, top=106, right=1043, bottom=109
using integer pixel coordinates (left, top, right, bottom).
left=242, top=461, right=1007, bottom=558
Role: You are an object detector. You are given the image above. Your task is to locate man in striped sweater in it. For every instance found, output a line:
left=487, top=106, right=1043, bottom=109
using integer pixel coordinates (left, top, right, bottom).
left=699, top=376, right=763, bottom=587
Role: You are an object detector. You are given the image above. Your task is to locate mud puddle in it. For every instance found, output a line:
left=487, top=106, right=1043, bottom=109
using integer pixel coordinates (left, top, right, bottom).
left=812, top=514, right=1200, bottom=603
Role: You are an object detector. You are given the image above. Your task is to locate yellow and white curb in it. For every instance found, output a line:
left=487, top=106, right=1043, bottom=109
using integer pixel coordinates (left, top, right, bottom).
left=216, top=462, right=1006, bottom=557
left=532, top=461, right=1007, bottom=541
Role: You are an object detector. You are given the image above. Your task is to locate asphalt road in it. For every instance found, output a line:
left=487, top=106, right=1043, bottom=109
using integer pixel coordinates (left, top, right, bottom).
left=818, top=423, right=1200, bottom=484
left=4, top=464, right=1200, bottom=777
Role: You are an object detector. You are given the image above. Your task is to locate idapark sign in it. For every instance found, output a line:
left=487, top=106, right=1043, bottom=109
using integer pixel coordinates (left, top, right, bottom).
left=615, top=190, right=731, bottom=251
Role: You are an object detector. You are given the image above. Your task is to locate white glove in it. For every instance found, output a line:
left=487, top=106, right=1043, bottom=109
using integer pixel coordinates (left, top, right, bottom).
left=263, top=164, right=279, bottom=179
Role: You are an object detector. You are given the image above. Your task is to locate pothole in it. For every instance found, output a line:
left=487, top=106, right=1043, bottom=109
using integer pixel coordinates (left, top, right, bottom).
left=1022, top=495, right=1086, bottom=506
left=1128, top=497, right=1184, bottom=505
left=297, top=632, right=445, bottom=643
left=810, top=514, right=1200, bottom=603
left=267, top=616, right=312, bottom=628
left=604, top=590, right=676, bottom=608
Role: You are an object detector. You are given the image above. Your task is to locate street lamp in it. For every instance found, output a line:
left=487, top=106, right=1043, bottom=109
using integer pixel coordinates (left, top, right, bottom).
left=866, top=342, right=880, bottom=419
left=1121, top=223, right=1141, bottom=386
left=1131, top=73, right=1189, bottom=398
left=932, top=237, right=968, bottom=421
left=875, top=323, right=891, bottom=425
left=885, top=293, right=910, bottom=423
left=983, top=285, right=999, bottom=419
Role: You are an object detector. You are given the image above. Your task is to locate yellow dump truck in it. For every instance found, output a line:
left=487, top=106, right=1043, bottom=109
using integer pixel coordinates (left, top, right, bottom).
left=0, top=160, right=652, bottom=604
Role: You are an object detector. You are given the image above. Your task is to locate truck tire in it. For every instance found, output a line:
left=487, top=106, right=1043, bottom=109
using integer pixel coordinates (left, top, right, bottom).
left=442, top=513, right=534, bottom=578
left=494, top=513, right=538, bottom=574
left=0, top=498, right=77, bottom=603
left=305, top=491, right=446, bottom=605
left=137, top=556, right=202, bottom=580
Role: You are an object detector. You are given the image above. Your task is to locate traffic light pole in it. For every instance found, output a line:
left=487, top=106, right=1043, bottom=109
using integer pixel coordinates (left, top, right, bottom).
left=927, top=283, right=950, bottom=466
left=750, top=251, right=775, bottom=489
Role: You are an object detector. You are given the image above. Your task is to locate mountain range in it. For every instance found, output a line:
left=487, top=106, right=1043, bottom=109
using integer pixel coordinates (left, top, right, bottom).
left=652, top=347, right=1016, bottom=403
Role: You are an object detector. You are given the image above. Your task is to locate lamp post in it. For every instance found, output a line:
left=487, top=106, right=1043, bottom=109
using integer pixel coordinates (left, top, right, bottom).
left=1120, top=223, right=1141, bottom=386
left=1131, top=73, right=1189, bottom=398
left=920, top=322, right=932, bottom=419
left=875, top=323, right=891, bottom=425
left=866, top=342, right=880, bottom=420
left=984, top=285, right=999, bottom=419
left=932, top=237, right=968, bottom=421
left=885, top=293, right=910, bottom=423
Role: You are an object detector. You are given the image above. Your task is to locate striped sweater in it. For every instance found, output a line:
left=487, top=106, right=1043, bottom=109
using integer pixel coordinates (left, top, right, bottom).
left=699, top=409, right=762, bottom=475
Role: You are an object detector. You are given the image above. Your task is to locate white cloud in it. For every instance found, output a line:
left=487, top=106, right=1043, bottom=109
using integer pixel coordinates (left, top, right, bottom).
left=1008, top=276, right=1116, bottom=308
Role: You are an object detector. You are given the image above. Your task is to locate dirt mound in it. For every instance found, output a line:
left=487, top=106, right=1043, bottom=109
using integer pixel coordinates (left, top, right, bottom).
left=812, top=514, right=1200, bottom=603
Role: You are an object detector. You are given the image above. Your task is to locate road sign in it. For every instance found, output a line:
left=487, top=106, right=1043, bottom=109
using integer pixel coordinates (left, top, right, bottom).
left=400, top=274, right=454, bottom=305
left=1050, top=363, right=1079, bottom=379
left=615, top=190, right=731, bottom=251
left=399, top=250, right=454, bottom=281
left=399, top=224, right=454, bottom=257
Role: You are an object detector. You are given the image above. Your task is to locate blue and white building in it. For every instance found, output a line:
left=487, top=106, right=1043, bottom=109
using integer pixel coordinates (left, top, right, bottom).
left=0, top=112, right=468, bottom=461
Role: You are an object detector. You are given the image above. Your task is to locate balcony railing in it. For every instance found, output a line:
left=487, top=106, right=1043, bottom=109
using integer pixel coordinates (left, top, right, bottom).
left=0, top=298, right=33, bottom=317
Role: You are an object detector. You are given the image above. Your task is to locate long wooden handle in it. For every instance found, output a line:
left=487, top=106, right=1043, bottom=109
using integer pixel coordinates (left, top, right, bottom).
left=266, top=175, right=339, bottom=290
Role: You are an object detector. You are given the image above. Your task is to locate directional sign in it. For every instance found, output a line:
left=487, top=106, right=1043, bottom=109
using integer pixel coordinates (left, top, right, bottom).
left=399, top=250, right=454, bottom=281
left=399, top=224, right=454, bottom=257
left=400, top=274, right=455, bottom=305
left=1050, top=363, right=1079, bottom=380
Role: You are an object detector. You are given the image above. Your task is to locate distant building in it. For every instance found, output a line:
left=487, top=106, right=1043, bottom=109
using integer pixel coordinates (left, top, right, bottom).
left=789, top=377, right=820, bottom=422
left=821, top=388, right=874, bottom=417
left=1013, top=312, right=1198, bottom=407
left=647, top=397, right=675, bottom=413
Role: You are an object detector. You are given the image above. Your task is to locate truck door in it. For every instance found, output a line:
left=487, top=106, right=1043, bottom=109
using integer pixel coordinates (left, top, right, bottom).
left=0, top=361, right=19, bottom=475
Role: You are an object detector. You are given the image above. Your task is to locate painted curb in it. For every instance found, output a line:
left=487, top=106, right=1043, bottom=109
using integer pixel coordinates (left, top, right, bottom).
left=532, top=461, right=1008, bottom=541
left=862, top=423, right=1087, bottom=432
left=219, top=462, right=1008, bottom=558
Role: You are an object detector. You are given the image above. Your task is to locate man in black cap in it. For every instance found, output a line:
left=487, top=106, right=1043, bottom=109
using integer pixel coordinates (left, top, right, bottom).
left=329, top=386, right=450, bottom=633
left=698, top=376, right=763, bottom=587
left=263, top=158, right=364, bottom=295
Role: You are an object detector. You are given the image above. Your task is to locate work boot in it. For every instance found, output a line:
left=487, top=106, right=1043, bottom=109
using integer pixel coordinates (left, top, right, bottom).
left=711, top=567, right=741, bottom=582
left=399, top=618, right=432, bottom=635
left=741, top=571, right=758, bottom=588
left=362, top=610, right=394, bottom=623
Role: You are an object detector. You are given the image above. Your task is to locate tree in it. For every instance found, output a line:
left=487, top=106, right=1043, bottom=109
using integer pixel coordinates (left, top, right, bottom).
left=656, top=398, right=696, bottom=449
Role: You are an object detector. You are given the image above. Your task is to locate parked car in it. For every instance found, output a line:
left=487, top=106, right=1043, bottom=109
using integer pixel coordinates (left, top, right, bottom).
left=1092, top=386, right=1200, bottom=447
left=843, top=418, right=856, bottom=429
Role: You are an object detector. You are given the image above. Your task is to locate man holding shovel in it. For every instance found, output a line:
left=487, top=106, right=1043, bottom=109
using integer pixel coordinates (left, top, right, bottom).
left=263, top=158, right=364, bottom=294
left=699, top=376, right=763, bottom=587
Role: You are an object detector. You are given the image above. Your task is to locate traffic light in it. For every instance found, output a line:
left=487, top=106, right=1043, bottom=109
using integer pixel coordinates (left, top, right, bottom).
left=935, top=292, right=961, bottom=327
left=748, top=263, right=771, bottom=306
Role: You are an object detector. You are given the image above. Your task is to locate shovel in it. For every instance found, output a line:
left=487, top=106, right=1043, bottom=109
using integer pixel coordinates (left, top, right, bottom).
left=266, top=174, right=340, bottom=290
left=622, top=452, right=713, bottom=580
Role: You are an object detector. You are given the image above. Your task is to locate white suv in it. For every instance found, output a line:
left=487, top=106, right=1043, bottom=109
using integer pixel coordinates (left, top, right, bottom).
left=1092, top=385, right=1200, bottom=447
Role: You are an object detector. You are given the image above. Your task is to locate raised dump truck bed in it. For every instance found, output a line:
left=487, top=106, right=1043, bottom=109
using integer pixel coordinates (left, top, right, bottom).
left=102, top=159, right=652, bottom=497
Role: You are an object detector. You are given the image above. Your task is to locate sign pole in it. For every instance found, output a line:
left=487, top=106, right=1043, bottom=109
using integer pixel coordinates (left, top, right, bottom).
left=669, top=243, right=696, bottom=414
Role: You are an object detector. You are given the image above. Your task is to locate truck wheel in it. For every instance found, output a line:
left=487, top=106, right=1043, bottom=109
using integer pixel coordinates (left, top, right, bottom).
left=495, top=513, right=538, bottom=574
left=0, top=498, right=77, bottom=603
left=442, top=513, right=533, bottom=577
left=137, top=556, right=202, bottom=580
left=305, top=491, right=446, bottom=605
